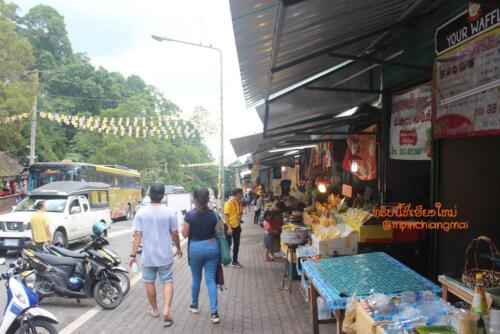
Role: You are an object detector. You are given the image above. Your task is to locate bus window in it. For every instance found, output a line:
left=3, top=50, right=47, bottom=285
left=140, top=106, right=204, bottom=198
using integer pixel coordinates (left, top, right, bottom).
left=90, top=191, right=99, bottom=209
left=100, top=191, right=109, bottom=205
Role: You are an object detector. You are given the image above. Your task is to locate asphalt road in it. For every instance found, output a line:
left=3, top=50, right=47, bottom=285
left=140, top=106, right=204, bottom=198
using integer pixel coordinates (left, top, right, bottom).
left=0, top=219, right=139, bottom=331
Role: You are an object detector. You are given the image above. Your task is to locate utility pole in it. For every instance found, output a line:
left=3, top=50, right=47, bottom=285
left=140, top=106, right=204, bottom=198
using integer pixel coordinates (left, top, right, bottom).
left=29, top=69, right=39, bottom=166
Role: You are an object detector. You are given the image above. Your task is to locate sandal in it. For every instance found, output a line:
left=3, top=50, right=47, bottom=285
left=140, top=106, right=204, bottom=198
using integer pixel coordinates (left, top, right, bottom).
left=149, top=310, right=159, bottom=318
left=163, top=318, right=174, bottom=327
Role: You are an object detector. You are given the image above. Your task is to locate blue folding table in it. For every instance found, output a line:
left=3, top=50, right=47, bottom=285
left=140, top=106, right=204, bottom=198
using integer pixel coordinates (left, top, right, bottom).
left=303, top=252, right=441, bottom=334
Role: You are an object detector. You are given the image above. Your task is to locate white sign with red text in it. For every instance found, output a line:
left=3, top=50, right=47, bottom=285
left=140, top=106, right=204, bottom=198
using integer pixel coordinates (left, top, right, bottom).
left=390, top=83, right=432, bottom=160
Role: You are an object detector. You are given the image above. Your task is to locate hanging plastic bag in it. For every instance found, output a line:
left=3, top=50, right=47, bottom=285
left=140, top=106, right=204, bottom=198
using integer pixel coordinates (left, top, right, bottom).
left=342, top=291, right=357, bottom=334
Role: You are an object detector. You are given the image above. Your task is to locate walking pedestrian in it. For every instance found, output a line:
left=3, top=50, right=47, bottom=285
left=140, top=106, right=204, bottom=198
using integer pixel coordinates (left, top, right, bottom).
left=254, top=194, right=262, bottom=224
left=30, top=201, right=52, bottom=251
left=182, top=188, right=221, bottom=324
left=224, top=188, right=243, bottom=268
left=129, top=183, right=182, bottom=328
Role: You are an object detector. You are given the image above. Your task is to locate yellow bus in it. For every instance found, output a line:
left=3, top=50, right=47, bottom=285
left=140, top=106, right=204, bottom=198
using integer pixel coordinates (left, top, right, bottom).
left=28, top=162, right=141, bottom=220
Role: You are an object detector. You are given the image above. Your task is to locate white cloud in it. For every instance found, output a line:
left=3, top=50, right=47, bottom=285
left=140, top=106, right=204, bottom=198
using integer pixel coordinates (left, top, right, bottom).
left=13, top=0, right=263, bottom=162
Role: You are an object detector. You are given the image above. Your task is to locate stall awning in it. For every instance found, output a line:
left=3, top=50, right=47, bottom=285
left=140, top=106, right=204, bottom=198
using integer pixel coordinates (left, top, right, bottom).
left=229, top=0, right=438, bottom=135
left=0, top=152, right=23, bottom=181
left=230, top=133, right=264, bottom=157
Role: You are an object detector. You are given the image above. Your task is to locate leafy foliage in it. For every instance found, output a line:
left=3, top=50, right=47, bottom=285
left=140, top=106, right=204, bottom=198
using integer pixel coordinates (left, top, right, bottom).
left=0, top=1, right=225, bottom=191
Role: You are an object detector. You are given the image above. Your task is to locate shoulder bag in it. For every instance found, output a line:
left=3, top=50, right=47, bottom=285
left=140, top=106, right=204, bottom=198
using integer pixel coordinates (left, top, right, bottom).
left=214, top=211, right=232, bottom=266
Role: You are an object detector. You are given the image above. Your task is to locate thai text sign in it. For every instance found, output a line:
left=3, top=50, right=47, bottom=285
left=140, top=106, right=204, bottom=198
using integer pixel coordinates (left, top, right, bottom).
left=433, top=27, right=500, bottom=138
left=390, top=83, right=432, bottom=160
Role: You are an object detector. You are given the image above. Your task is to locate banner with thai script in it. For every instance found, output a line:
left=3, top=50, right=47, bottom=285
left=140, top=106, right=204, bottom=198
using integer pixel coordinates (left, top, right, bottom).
left=433, top=27, right=500, bottom=139
left=390, top=83, right=432, bottom=160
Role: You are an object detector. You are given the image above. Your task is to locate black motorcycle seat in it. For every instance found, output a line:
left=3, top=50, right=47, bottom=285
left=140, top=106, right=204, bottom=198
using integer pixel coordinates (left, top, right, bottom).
left=35, top=252, right=79, bottom=267
left=50, top=245, right=85, bottom=259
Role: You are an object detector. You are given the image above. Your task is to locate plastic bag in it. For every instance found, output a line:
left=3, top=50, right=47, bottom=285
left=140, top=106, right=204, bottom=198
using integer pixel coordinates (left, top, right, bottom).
left=342, top=291, right=357, bottom=334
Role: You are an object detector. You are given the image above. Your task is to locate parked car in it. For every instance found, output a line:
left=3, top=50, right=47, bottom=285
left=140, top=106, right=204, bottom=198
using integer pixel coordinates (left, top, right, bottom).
left=0, top=181, right=112, bottom=254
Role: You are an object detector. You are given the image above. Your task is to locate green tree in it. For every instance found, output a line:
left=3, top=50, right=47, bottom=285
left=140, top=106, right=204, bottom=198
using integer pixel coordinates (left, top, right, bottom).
left=0, top=0, right=35, bottom=164
left=18, top=4, right=72, bottom=69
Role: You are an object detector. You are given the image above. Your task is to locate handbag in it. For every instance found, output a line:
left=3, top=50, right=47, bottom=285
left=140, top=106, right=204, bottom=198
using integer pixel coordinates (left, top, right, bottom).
left=214, top=211, right=232, bottom=266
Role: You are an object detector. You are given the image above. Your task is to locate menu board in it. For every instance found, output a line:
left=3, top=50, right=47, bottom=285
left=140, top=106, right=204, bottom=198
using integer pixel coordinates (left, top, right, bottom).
left=390, top=83, right=432, bottom=160
left=433, top=27, right=500, bottom=138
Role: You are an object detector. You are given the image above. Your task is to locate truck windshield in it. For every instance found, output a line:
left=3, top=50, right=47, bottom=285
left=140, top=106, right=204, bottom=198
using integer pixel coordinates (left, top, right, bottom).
left=15, top=197, right=67, bottom=213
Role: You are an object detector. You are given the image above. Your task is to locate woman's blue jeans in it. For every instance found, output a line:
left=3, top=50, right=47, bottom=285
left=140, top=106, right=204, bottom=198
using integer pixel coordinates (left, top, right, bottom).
left=189, top=238, right=220, bottom=314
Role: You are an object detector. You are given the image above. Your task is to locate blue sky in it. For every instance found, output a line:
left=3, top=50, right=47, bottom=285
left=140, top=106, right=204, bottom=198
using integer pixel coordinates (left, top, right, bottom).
left=13, top=0, right=262, bottom=162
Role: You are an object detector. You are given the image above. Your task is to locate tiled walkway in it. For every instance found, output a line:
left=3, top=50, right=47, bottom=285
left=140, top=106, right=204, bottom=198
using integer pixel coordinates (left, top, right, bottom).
left=76, top=213, right=336, bottom=333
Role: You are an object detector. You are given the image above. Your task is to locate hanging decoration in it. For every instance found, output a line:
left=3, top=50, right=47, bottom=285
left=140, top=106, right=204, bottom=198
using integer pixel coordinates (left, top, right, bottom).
left=0, top=113, right=30, bottom=124
left=0, top=111, right=199, bottom=140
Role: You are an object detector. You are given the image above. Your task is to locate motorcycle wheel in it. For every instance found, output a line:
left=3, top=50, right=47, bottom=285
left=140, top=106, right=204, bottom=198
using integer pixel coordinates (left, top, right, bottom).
left=94, top=280, right=123, bottom=310
left=36, top=278, right=53, bottom=302
left=113, top=271, right=130, bottom=296
left=15, top=319, right=58, bottom=334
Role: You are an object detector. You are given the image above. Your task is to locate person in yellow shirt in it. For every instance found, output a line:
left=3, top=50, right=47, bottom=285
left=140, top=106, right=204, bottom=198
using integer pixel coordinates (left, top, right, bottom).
left=30, top=201, right=52, bottom=251
left=224, top=188, right=243, bottom=268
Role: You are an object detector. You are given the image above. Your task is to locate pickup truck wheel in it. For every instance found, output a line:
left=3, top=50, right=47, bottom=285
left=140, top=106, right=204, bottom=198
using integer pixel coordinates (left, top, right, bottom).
left=53, top=230, right=68, bottom=248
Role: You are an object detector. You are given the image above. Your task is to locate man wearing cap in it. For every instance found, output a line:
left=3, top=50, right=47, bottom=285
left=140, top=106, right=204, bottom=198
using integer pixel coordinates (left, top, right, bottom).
left=130, top=183, right=182, bottom=328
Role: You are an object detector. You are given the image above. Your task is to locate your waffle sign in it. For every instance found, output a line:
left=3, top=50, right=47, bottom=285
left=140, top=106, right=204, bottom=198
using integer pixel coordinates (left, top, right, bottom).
left=435, top=3, right=499, bottom=55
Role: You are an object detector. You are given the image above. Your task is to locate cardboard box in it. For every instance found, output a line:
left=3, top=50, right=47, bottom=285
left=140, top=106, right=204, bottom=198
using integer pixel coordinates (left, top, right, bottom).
left=311, top=223, right=358, bottom=256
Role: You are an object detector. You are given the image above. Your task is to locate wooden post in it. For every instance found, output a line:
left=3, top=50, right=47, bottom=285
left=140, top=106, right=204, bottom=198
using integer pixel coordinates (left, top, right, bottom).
left=310, top=281, right=319, bottom=334
left=335, top=310, right=345, bottom=334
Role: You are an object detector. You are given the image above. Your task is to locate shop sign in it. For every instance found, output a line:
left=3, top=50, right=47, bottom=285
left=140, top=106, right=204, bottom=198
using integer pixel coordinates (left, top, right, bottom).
left=342, top=184, right=352, bottom=198
left=435, top=4, right=499, bottom=55
left=433, top=27, right=500, bottom=139
left=390, top=83, right=432, bottom=160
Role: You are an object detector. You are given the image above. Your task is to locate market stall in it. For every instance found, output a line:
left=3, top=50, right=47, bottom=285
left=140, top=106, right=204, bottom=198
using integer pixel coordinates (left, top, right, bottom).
left=228, top=1, right=500, bottom=333
left=0, top=152, right=25, bottom=212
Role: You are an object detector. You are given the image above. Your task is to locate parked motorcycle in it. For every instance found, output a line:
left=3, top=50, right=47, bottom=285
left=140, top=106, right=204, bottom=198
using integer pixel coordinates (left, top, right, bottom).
left=0, top=258, right=58, bottom=334
left=44, top=232, right=130, bottom=296
left=22, top=245, right=124, bottom=310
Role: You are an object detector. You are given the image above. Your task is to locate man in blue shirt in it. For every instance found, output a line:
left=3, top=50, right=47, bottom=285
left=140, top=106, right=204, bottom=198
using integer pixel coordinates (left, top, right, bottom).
left=130, top=183, right=182, bottom=327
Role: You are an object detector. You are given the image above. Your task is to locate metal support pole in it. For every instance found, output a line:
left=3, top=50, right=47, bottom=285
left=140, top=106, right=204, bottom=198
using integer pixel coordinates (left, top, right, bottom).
left=152, top=35, right=225, bottom=208
left=29, top=70, right=38, bottom=166
left=218, top=48, right=225, bottom=207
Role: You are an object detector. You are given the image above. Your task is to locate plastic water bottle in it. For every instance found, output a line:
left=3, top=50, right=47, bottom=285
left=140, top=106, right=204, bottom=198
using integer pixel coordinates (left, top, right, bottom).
left=131, top=262, right=138, bottom=273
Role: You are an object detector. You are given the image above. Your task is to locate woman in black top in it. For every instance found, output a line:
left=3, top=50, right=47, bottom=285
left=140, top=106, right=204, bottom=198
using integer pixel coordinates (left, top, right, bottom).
left=182, top=188, right=221, bottom=324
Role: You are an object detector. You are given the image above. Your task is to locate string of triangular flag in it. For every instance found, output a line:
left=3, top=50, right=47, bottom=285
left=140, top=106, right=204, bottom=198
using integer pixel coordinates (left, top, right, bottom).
left=0, top=113, right=30, bottom=124
left=0, top=112, right=199, bottom=139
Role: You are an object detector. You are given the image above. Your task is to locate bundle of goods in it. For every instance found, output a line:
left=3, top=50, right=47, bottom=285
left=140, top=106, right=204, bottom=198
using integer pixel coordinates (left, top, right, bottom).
left=358, top=290, right=458, bottom=333
left=340, top=208, right=372, bottom=228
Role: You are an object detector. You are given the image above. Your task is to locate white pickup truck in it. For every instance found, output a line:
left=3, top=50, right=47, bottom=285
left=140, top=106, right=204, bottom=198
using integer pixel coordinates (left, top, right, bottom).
left=0, top=181, right=112, bottom=254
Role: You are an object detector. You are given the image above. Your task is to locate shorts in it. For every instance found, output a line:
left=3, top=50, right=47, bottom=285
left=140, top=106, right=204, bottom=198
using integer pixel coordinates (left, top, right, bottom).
left=141, top=264, right=174, bottom=283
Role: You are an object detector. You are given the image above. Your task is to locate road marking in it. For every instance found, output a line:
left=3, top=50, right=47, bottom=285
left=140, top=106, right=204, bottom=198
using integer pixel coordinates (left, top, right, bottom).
left=108, top=229, right=133, bottom=239
left=60, top=238, right=188, bottom=334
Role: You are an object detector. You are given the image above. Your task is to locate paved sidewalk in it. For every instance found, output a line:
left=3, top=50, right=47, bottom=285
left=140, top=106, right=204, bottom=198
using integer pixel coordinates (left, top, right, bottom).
left=75, top=213, right=336, bottom=333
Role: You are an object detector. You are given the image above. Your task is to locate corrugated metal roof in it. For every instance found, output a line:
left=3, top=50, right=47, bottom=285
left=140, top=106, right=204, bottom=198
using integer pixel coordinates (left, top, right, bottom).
left=229, top=0, right=431, bottom=107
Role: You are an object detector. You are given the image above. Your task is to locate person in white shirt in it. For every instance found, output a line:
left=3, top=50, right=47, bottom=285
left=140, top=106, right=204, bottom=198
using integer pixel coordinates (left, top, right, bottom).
left=254, top=195, right=262, bottom=224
